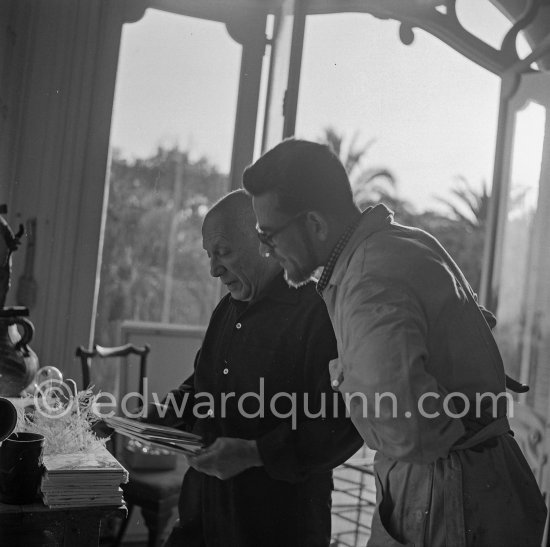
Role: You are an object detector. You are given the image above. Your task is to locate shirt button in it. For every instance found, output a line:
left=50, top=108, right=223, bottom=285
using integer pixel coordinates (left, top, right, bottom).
left=207, top=409, right=214, bottom=417
left=223, top=368, right=229, bottom=375
left=236, top=322, right=242, bottom=329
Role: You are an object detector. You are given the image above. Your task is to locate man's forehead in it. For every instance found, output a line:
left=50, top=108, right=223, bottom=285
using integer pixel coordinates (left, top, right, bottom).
left=203, top=212, right=255, bottom=249
left=202, top=215, right=232, bottom=243
left=202, top=234, right=229, bottom=252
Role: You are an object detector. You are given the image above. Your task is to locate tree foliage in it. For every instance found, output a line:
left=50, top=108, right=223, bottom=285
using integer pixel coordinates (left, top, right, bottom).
left=96, top=147, right=228, bottom=345
left=320, top=127, right=488, bottom=293
left=319, top=126, right=397, bottom=210
left=97, top=133, right=491, bottom=346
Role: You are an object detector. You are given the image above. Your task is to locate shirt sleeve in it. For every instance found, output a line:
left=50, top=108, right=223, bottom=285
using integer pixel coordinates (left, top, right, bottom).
left=256, top=305, right=364, bottom=483
left=337, top=275, right=464, bottom=464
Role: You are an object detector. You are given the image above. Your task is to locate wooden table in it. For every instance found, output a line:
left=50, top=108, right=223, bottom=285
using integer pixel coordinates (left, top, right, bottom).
left=0, top=500, right=126, bottom=547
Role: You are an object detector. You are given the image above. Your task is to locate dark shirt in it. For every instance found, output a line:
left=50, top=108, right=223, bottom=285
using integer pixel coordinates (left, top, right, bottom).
left=160, top=273, right=363, bottom=547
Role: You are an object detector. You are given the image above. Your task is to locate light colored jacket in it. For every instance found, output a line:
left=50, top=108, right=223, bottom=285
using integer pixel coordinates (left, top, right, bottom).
left=323, top=204, right=546, bottom=546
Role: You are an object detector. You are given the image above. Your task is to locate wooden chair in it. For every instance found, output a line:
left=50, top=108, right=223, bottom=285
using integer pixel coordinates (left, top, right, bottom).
left=76, top=343, right=186, bottom=547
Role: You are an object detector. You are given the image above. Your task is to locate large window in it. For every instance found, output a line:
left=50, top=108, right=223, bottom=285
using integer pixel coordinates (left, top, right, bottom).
left=294, top=12, right=501, bottom=292
left=95, top=9, right=241, bottom=351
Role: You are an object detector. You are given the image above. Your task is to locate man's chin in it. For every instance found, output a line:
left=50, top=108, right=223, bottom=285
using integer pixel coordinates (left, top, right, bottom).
left=227, top=284, right=247, bottom=301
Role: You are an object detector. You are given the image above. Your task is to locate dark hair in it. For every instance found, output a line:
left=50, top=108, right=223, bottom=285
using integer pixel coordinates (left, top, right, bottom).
left=242, top=139, right=354, bottom=216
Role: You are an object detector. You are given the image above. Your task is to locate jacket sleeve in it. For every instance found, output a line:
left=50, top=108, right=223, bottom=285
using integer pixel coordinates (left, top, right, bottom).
left=337, top=275, right=464, bottom=464
left=256, top=305, right=364, bottom=483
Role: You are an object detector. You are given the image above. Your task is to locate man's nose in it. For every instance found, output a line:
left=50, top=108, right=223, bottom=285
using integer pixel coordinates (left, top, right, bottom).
left=210, top=257, right=225, bottom=277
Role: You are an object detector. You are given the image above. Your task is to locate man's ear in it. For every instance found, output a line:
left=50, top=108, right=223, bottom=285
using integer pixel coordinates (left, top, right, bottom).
left=305, top=211, right=329, bottom=242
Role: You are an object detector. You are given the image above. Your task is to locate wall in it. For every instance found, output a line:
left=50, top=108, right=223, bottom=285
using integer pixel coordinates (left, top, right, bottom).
left=2, top=0, right=145, bottom=381
left=0, top=1, right=34, bottom=207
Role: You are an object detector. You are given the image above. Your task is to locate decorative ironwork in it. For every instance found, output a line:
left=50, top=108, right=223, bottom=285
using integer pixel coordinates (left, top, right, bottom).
left=308, top=0, right=549, bottom=76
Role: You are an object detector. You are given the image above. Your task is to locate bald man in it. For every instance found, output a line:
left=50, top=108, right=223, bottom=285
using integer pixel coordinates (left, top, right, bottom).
left=148, top=190, right=362, bottom=547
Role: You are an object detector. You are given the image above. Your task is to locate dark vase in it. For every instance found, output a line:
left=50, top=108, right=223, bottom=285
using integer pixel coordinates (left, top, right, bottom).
left=0, top=307, right=38, bottom=397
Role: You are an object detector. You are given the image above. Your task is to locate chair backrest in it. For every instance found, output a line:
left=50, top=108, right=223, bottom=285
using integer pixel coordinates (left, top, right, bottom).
left=76, top=343, right=151, bottom=397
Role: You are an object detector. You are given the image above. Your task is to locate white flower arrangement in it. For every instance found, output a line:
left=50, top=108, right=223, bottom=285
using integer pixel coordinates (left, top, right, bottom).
left=23, top=382, right=107, bottom=456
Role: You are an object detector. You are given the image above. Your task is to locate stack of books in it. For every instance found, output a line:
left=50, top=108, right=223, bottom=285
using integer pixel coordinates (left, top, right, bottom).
left=41, top=447, right=128, bottom=508
left=103, top=415, right=203, bottom=455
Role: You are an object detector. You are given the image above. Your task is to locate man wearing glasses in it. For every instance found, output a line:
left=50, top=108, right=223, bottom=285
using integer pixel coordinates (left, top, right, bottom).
left=243, top=139, right=546, bottom=547
left=150, top=190, right=362, bottom=547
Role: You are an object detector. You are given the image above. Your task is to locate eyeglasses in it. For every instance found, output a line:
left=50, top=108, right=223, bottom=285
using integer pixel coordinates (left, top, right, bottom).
left=256, top=212, right=307, bottom=251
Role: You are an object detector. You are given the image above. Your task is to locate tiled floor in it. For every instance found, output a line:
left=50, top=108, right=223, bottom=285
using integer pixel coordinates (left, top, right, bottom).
left=331, top=446, right=376, bottom=547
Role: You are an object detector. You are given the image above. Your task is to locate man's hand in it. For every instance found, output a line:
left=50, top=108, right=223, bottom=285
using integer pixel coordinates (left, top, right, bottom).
left=187, top=437, right=262, bottom=480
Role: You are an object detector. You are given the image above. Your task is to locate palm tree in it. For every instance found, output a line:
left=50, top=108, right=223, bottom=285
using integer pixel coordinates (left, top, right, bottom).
left=420, top=176, right=493, bottom=293
left=319, top=127, right=396, bottom=210
left=318, top=126, right=422, bottom=222
left=435, top=175, right=490, bottom=229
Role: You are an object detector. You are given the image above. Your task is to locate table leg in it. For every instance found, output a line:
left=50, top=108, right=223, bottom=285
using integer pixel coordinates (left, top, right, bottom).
left=63, top=511, right=102, bottom=547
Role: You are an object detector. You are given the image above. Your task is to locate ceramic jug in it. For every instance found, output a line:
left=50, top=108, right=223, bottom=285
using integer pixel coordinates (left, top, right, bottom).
left=0, top=307, right=38, bottom=397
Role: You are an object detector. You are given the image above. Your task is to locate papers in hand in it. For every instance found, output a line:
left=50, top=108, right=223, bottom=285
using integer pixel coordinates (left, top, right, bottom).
left=103, top=415, right=203, bottom=455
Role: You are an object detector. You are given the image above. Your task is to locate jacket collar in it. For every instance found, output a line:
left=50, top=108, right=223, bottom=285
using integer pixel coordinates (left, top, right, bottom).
left=326, top=203, right=393, bottom=290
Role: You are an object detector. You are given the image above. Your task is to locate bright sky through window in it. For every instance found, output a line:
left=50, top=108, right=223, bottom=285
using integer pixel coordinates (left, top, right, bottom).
left=109, top=4, right=538, bottom=212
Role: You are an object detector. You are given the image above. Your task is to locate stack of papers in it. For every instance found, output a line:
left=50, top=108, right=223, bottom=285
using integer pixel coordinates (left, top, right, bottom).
left=41, top=447, right=128, bottom=508
left=103, top=415, right=203, bottom=455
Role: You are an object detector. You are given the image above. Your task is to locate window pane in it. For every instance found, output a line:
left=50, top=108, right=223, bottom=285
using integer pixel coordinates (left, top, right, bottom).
left=95, top=9, right=241, bottom=361
left=494, top=100, right=547, bottom=412
left=295, top=12, right=500, bottom=292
